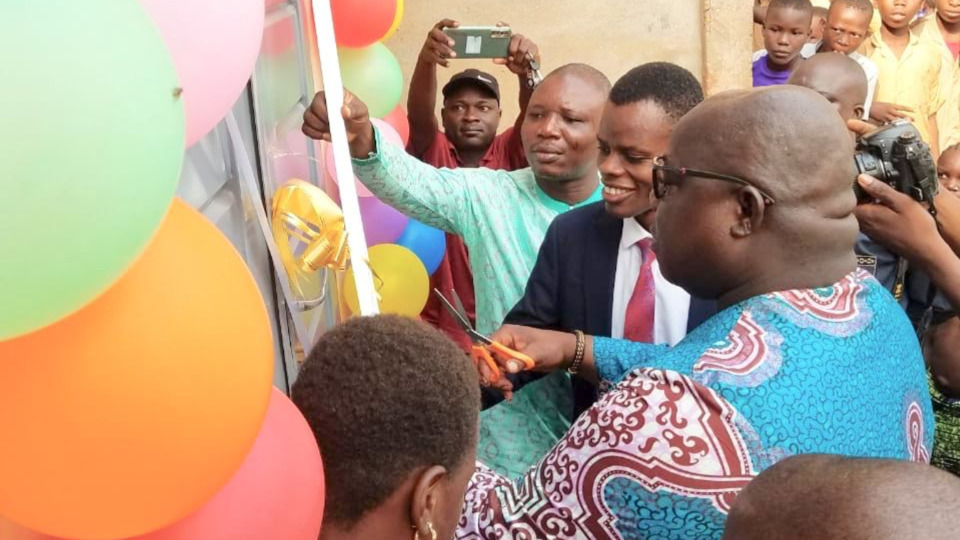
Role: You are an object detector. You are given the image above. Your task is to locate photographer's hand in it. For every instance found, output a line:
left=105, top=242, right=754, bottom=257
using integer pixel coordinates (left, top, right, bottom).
left=847, top=118, right=960, bottom=258
left=847, top=118, right=877, bottom=137
left=854, top=175, right=939, bottom=259
left=855, top=175, right=960, bottom=311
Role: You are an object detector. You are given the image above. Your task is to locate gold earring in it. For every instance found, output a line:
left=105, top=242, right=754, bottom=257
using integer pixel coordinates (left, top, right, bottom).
left=414, top=522, right=437, bottom=540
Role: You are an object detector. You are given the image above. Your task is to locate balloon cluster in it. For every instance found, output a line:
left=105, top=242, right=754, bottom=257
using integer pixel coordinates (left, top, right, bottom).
left=328, top=0, right=447, bottom=317
left=0, top=2, right=324, bottom=540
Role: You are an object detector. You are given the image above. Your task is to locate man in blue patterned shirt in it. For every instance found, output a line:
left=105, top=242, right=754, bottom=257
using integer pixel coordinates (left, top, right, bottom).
left=455, top=86, right=933, bottom=539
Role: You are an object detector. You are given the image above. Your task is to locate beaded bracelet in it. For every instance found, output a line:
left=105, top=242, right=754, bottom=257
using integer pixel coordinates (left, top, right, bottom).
left=567, top=330, right=586, bottom=375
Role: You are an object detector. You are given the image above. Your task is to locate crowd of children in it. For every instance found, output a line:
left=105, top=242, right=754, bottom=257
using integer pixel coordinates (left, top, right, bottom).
left=755, top=0, right=958, bottom=153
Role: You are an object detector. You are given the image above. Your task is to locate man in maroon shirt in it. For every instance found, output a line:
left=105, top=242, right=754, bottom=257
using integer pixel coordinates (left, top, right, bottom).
left=406, top=19, right=540, bottom=350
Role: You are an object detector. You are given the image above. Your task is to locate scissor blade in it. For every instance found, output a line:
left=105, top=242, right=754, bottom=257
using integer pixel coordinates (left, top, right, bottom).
left=449, top=289, right=496, bottom=345
left=450, top=289, right=470, bottom=319
left=432, top=289, right=474, bottom=332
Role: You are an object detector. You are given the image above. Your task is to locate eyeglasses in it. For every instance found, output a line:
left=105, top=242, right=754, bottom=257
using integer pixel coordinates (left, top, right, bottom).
left=652, top=156, right=777, bottom=205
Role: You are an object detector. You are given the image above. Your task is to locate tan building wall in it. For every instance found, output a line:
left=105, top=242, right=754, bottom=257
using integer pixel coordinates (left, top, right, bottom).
left=383, top=0, right=752, bottom=125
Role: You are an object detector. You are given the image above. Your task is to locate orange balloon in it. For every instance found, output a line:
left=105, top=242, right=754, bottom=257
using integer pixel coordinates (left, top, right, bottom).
left=0, top=517, right=51, bottom=540
left=0, top=200, right=274, bottom=540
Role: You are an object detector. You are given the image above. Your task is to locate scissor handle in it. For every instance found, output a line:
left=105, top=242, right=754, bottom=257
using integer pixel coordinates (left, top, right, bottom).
left=471, top=346, right=501, bottom=383
left=486, top=341, right=536, bottom=371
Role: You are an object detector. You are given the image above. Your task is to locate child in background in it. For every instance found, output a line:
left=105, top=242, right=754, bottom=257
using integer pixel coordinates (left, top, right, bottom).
left=913, top=0, right=960, bottom=150
left=939, top=143, right=960, bottom=194
left=866, top=0, right=944, bottom=156
left=753, top=0, right=813, bottom=86
left=919, top=0, right=960, bottom=60
left=811, top=6, right=829, bottom=41
left=812, top=0, right=879, bottom=117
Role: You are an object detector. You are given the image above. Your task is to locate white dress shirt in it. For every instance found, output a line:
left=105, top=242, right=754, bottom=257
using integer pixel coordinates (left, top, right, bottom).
left=610, top=219, right=691, bottom=346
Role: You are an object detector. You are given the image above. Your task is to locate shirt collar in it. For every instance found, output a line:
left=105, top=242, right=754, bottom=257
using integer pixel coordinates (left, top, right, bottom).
left=918, top=17, right=947, bottom=48
left=802, top=41, right=822, bottom=58
left=535, top=172, right=604, bottom=212
left=870, top=28, right=921, bottom=55
left=620, top=217, right=652, bottom=249
left=446, top=136, right=497, bottom=167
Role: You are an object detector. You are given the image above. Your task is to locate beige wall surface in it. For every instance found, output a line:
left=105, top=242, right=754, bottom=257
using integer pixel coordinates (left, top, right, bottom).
left=382, top=0, right=750, bottom=127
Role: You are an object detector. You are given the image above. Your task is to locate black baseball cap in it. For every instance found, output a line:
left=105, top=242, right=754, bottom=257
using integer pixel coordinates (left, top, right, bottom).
left=442, top=69, right=501, bottom=103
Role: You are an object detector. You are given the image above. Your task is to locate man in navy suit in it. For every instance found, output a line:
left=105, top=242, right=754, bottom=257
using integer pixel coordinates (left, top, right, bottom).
left=487, top=63, right=715, bottom=410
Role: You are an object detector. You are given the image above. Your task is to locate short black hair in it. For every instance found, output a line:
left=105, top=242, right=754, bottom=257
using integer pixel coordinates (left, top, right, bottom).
left=768, top=0, right=814, bottom=15
left=832, top=0, right=875, bottom=16
left=813, top=6, right=829, bottom=18
left=608, top=62, right=705, bottom=122
left=292, top=315, right=479, bottom=527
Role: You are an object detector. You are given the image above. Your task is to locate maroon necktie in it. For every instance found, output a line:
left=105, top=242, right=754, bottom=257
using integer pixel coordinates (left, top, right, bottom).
left=623, top=238, right=656, bottom=343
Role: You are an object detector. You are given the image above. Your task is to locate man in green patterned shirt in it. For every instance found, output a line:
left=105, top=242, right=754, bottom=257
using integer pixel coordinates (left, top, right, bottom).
left=303, top=64, right=610, bottom=335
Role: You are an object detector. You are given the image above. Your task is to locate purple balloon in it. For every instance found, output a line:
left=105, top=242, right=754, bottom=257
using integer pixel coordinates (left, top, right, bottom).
left=359, top=196, right=409, bottom=245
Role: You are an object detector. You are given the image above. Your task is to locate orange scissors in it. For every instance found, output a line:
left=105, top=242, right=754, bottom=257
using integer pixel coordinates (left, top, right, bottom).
left=434, top=289, right=536, bottom=382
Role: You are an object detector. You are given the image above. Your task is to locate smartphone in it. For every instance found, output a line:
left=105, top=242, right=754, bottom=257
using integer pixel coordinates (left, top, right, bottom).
left=442, top=26, right=512, bottom=59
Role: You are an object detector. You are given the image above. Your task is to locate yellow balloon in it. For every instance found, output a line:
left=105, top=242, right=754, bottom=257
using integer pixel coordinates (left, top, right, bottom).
left=382, top=0, right=404, bottom=41
left=342, top=244, right=428, bottom=316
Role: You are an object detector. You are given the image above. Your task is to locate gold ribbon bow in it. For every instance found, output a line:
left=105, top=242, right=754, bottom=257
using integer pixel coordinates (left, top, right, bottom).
left=271, top=179, right=349, bottom=303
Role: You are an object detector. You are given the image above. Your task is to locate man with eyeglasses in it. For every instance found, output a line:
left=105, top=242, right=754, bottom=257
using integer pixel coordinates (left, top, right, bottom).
left=477, top=63, right=715, bottom=479
left=456, top=86, right=933, bottom=540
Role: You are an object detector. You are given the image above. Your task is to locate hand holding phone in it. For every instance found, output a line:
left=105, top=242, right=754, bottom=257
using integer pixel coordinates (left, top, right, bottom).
left=419, top=19, right=459, bottom=67
left=442, top=26, right=512, bottom=59
left=494, top=29, right=541, bottom=78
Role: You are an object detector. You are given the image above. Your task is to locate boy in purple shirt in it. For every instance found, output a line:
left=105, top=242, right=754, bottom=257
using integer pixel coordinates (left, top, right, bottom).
left=754, top=0, right=813, bottom=86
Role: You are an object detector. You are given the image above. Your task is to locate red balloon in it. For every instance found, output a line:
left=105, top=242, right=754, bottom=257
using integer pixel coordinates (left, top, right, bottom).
left=381, top=105, right=410, bottom=146
left=135, top=389, right=326, bottom=540
left=331, top=0, right=397, bottom=48
left=0, top=389, right=325, bottom=540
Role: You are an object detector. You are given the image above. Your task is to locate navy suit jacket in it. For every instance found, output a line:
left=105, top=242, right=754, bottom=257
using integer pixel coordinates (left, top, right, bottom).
left=486, top=202, right=715, bottom=410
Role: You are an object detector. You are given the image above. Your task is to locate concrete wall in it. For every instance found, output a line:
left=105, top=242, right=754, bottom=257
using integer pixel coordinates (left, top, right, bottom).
left=382, top=0, right=752, bottom=125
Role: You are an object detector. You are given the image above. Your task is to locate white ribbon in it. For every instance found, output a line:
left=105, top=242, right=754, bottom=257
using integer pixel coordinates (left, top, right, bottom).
left=310, top=0, right=380, bottom=316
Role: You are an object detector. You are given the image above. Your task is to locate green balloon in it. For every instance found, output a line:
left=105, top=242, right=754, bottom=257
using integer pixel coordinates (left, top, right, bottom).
left=339, top=43, right=404, bottom=118
left=0, top=2, right=184, bottom=339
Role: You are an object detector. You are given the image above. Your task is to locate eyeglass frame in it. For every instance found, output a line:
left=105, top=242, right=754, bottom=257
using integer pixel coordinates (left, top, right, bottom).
left=651, top=156, right=777, bottom=205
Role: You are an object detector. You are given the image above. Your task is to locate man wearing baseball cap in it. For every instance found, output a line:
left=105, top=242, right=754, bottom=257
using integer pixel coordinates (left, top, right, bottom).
left=406, top=19, right=541, bottom=352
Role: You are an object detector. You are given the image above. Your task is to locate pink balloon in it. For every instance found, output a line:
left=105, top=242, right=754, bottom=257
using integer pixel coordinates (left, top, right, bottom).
left=325, top=119, right=404, bottom=198
left=0, top=389, right=325, bottom=540
left=140, top=0, right=265, bottom=147
left=381, top=105, right=410, bottom=146
left=372, top=118, right=405, bottom=149
left=360, top=196, right=409, bottom=245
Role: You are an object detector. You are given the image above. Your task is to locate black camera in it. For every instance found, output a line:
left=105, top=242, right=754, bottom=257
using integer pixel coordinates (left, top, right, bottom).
left=854, top=120, right=938, bottom=204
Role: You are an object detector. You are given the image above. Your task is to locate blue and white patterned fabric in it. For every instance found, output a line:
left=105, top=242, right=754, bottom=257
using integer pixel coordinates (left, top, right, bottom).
left=457, top=270, right=933, bottom=540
